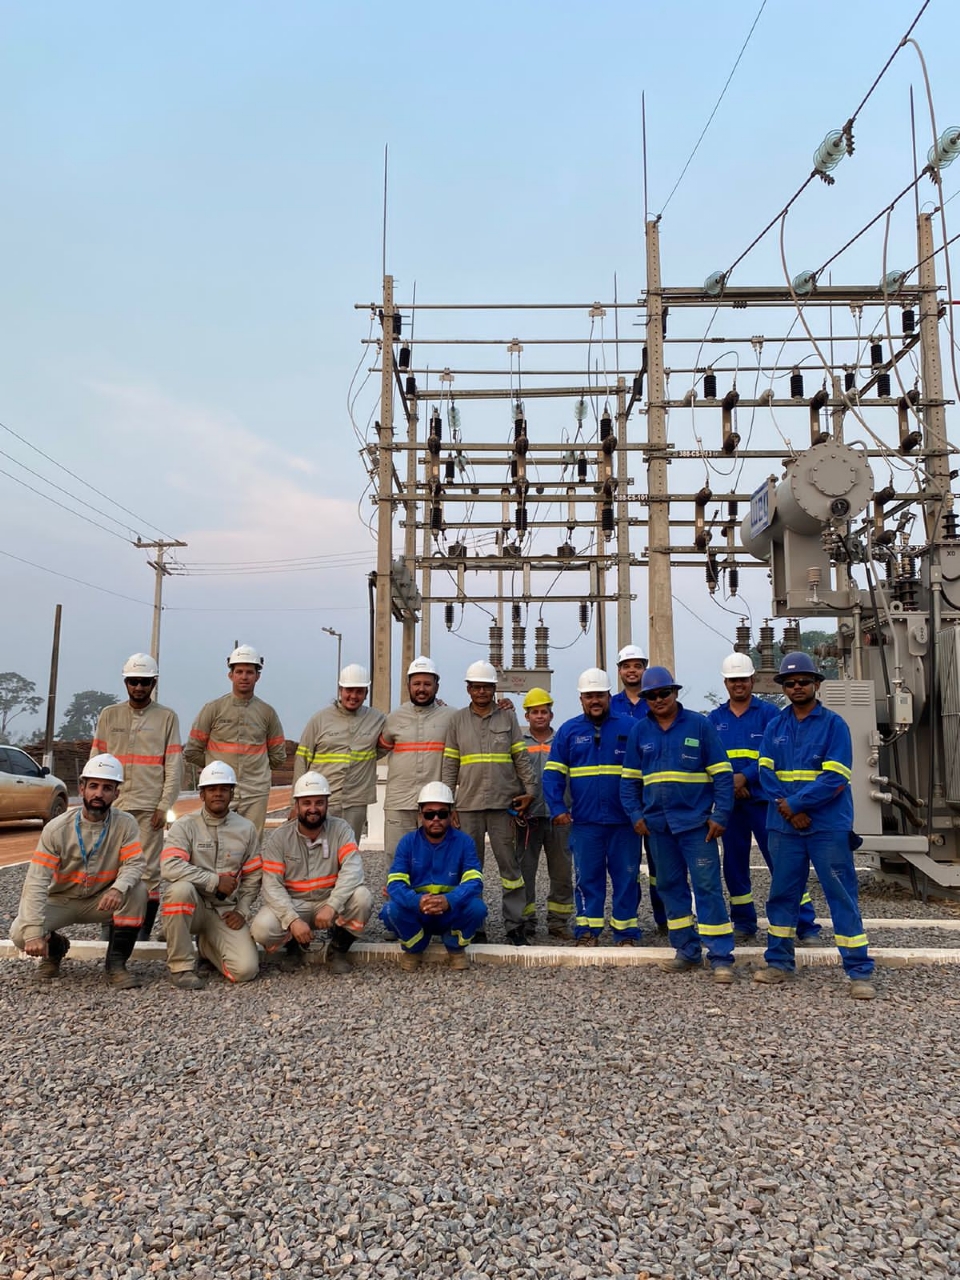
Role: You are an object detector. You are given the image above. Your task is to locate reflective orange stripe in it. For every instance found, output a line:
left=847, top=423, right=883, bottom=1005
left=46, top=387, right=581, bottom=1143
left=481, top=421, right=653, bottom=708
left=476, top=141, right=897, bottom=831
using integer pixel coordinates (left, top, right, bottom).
left=391, top=741, right=446, bottom=753
left=241, top=858, right=263, bottom=875
left=31, top=851, right=59, bottom=868
left=284, top=874, right=338, bottom=891
left=162, top=903, right=194, bottom=915
left=206, top=740, right=267, bottom=756
left=91, top=738, right=108, bottom=753
left=266, top=735, right=285, bottom=747
left=261, top=859, right=285, bottom=874
left=53, top=869, right=116, bottom=885
left=526, top=744, right=551, bottom=754
left=189, top=729, right=210, bottom=744
left=160, top=848, right=189, bottom=862
left=114, top=753, right=165, bottom=766
left=119, top=843, right=142, bottom=861
left=165, top=744, right=182, bottom=755
left=337, top=842, right=359, bottom=865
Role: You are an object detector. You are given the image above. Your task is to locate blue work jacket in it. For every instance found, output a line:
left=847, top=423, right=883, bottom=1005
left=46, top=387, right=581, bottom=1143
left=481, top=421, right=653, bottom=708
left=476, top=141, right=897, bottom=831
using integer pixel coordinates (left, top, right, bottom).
left=758, top=701, right=854, bottom=834
left=385, top=825, right=484, bottom=913
left=543, top=712, right=632, bottom=826
left=610, top=691, right=648, bottom=722
left=620, top=704, right=734, bottom=834
left=707, top=696, right=780, bottom=803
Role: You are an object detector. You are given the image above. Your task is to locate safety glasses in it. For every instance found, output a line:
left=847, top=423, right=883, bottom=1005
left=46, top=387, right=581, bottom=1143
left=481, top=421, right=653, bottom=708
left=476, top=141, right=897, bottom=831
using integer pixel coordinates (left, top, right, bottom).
left=421, top=809, right=450, bottom=821
left=125, top=678, right=155, bottom=687
left=644, top=688, right=674, bottom=702
left=782, top=678, right=815, bottom=689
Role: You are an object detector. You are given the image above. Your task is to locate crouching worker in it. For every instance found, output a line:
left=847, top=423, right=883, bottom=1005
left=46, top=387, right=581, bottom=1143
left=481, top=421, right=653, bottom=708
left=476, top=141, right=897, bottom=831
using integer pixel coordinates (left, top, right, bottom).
left=161, top=761, right=262, bottom=989
left=381, top=782, right=487, bottom=972
left=11, top=753, right=146, bottom=989
left=250, top=771, right=373, bottom=975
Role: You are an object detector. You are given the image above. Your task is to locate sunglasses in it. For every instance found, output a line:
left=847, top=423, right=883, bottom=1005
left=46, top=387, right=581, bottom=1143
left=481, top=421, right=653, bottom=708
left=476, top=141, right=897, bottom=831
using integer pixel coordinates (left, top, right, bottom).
left=421, top=809, right=450, bottom=821
left=644, top=688, right=674, bottom=701
left=125, top=678, right=155, bottom=687
left=782, top=678, right=815, bottom=689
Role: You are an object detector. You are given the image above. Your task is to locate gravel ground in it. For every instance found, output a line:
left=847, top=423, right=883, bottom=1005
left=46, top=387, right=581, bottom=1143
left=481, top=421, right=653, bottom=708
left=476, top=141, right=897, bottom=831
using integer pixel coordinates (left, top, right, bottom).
left=1, top=957, right=959, bottom=1280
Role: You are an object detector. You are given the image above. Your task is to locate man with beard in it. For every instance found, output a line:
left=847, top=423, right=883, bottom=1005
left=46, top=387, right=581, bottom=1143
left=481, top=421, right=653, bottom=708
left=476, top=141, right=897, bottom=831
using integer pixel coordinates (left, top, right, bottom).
left=379, top=656, right=454, bottom=857
left=543, top=668, right=639, bottom=946
left=381, top=782, right=486, bottom=972
left=620, top=666, right=735, bottom=983
left=161, top=761, right=262, bottom=989
left=292, top=663, right=386, bottom=839
left=11, top=754, right=146, bottom=989
left=251, top=771, right=373, bottom=975
left=441, top=660, right=536, bottom=945
left=91, top=652, right=182, bottom=939
left=755, top=652, right=875, bottom=999
left=184, top=645, right=286, bottom=836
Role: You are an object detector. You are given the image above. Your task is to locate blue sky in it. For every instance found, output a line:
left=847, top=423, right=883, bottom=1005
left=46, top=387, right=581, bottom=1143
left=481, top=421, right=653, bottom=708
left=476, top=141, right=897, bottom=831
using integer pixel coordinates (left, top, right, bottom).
left=1, top=0, right=958, bottom=737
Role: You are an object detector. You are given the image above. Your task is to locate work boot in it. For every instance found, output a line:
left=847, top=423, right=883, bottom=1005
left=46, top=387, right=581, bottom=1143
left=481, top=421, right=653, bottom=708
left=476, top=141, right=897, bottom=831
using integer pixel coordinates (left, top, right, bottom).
left=447, top=949, right=470, bottom=971
left=473, top=928, right=488, bottom=945
left=328, top=949, right=354, bottom=975
left=105, top=925, right=142, bottom=990
left=615, top=937, right=640, bottom=947
left=849, top=979, right=877, bottom=1000
left=36, top=931, right=70, bottom=980
left=753, top=965, right=790, bottom=985
left=712, top=965, right=735, bottom=985
left=382, top=930, right=398, bottom=942
left=658, top=954, right=700, bottom=974
left=398, top=950, right=422, bottom=973
left=547, top=921, right=571, bottom=939
left=796, top=931, right=823, bottom=946
left=575, top=933, right=598, bottom=947
left=168, top=969, right=206, bottom=990
left=137, top=898, right=160, bottom=942
left=506, top=927, right=530, bottom=947
left=282, top=939, right=309, bottom=970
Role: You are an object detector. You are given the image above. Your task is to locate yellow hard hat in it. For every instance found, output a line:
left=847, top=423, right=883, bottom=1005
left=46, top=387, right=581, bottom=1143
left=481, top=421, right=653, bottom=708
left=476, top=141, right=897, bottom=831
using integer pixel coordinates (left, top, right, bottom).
left=523, top=687, right=553, bottom=709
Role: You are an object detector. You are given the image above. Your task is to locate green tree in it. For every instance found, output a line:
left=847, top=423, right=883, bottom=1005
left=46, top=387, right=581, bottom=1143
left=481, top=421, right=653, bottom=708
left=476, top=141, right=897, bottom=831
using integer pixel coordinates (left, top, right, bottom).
left=58, top=690, right=117, bottom=740
left=0, top=672, right=43, bottom=738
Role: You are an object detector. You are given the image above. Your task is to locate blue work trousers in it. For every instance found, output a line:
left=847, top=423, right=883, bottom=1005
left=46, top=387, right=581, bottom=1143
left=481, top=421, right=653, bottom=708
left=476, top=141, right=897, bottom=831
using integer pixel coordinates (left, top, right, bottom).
left=764, top=830, right=873, bottom=979
left=570, top=822, right=640, bottom=940
left=380, top=897, right=487, bottom=954
left=649, top=824, right=733, bottom=967
left=637, top=835, right=668, bottom=927
left=723, top=802, right=820, bottom=939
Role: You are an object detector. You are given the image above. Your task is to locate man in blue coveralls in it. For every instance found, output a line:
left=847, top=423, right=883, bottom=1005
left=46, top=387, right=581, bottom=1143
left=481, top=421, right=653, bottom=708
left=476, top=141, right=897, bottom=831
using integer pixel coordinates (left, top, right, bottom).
left=381, top=782, right=487, bottom=973
left=543, top=668, right=639, bottom=946
left=621, top=666, right=736, bottom=984
left=755, top=652, right=875, bottom=1000
left=708, top=652, right=821, bottom=944
left=611, top=644, right=668, bottom=933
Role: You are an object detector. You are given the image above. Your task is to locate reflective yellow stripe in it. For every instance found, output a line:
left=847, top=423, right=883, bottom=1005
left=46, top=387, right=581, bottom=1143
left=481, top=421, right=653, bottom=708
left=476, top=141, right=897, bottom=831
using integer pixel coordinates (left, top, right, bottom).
left=648, top=875, right=657, bottom=886
left=800, top=891, right=813, bottom=905
left=310, top=751, right=352, bottom=764
left=400, top=929, right=424, bottom=949
left=706, top=761, right=733, bottom=776
left=575, top=915, right=605, bottom=928
left=544, top=761, right=569, bottom=775
left=509, top=741, right=526, bottom=755
left=461, top=869, right=483, bottom=884
left=413, top=883, right=455, bottom=894
left=727, top=748, right=760, bottom=760
left=621, top=767, right=643, bottom=780
left=774, top=769, right=819, bottom=781
left=643, top=771, right=710, bottom=784
left=500, top=875, right=524, bottom=891
left=461, top=753, right=513, bottom=765
left=610, top=916, right=638, bottom=930
left=729, top=892, right=753, bottom=905
left=522, top=903, right=537, bottom=917
left=835, top=932, right=868, bottom=948
left=451, top=930, right=472, bottom=947
left=387, top=872, right=411, bottom=885
left=698, top=921, right=734, bottom=936
left=569, top=764, right=623, bottom=777
left=443, top=747, right=460, bottom=760
left=823, top=760, right=852, bottom=780
left=767, top=924, right=796, bottom=938
left=668, top=915, right=695, bottom=929
left=547, top=900, right=574, bottom=914
left=759, top=756, right=774, bottom=770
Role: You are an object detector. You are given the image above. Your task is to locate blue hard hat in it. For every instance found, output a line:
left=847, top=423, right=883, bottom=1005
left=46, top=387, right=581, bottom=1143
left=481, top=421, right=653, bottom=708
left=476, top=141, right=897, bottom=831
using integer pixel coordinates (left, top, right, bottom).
left=640, top=665, right=680, bottom=697
left=774, top=651, right=822, bottom=684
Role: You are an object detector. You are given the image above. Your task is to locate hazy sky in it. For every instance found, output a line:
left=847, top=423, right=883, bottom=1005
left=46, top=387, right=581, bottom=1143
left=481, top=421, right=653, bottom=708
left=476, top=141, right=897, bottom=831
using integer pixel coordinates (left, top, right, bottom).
left=2, top=0, right=957, bottom=740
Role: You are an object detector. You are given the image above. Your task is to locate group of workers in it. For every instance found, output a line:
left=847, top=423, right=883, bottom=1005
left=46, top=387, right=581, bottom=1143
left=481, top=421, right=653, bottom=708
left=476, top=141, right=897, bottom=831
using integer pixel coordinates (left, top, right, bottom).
left=10, top=639, right=875, bottom=999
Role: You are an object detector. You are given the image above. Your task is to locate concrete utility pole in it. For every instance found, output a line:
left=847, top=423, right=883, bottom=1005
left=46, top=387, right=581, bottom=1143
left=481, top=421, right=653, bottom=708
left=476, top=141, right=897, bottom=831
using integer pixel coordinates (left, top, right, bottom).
left=373, top=276, right=396, bottom=712
left=917, top=212, right=950, bottom=543
left=644, top=219, right=676, bottom=673
left=42, top=604, right=61, bottom=774
left=135, top=537, right=187, bottom=676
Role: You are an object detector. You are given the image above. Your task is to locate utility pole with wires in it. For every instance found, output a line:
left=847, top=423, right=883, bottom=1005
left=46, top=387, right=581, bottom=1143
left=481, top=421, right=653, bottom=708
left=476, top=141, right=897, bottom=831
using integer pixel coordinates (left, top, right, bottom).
left=135, top=537, right=187, bottom=670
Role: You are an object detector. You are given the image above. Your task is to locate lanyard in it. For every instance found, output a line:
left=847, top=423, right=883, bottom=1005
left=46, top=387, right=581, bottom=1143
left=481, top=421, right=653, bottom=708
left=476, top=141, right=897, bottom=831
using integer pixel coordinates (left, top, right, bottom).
left=75, top=808, right=111, bottom=870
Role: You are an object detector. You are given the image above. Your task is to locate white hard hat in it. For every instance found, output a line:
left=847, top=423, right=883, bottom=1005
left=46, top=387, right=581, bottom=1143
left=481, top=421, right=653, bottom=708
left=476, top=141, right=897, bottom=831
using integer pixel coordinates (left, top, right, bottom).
left=293, top=771, right=332, bottom=799
left=577, top=667, right=612, bottom=694
left=418, top=781, right=455, bottom=807
left=407, top=655, right=439, bottom=678
left=198, top=761, right=237, bottom=788
left=617, top=644, right=647, bottom=664
left=339, top=663, right=370, bottom=688
left=122, top=653, right=158, bottom=680
left=228, top=644, right=263, bottom=669
left=721, top=652, right=757, bottom=679
left=465, top=660, right=498, bottom=684
left=81, top=754, right=124, bottom=783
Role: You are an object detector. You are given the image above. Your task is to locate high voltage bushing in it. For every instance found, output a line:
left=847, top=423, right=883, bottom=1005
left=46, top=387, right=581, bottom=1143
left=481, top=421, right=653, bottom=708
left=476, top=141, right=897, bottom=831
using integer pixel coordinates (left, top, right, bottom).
left=945, top=510, right=959, bottom=541
left=515, top=505, right=528, bottom=532
left=489, top=624, right=504, bottom=668
left=398, top=344, right=411, bottom=370
left=535, top=625, right=549, bottom=667
left=512, top=623, right=526, bottom=668
left=705, top=553, right=719, bottom=593
left=844, top=369, right=856, bottom=393
left=445, top=603, right=455, bottom=631
left=782, top=619, right=801, bottom=653
left=579, top=602, right=589, bottom=631
left=870, top=342, right=884, bottom=368
left=728, top=565, right=740, bottom=596
left=759, top=621, right=776, bottom=671
left=735, top=621, right=752, bottom=654
left=877, top=373, right=892, bottom=397
left=577, top=454, right=588, bottom=481
left=601, top=503, right=615, bottom=534
left=600, top=410, right=613, bottom=440
left=902, top=308, right=915, bottom=335
left=405, top=375, right=417, bottom=396
left=790, top=369, right=804, bottom=399
left=445, top=457, right=455, bottom=481
left=703, top=371, right=718, bottom=400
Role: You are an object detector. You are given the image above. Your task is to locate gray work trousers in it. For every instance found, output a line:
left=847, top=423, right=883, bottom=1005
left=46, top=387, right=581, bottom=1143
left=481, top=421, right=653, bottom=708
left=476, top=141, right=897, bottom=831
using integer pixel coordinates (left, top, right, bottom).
left=383, top=808, right=419, bottom=858
left=517, top=816, right=574, bottom=926
left=250, top=886, right=374, bottom=952
left=123, top=810, right=164, bottom=895
left=328, top=803, right=367, bottom=843
left=457, top=809, right=525, bottom=930
left=233, top=793, right=269, bottom=837
left=12, top=882, right=149, bottom=949
left=162, top=882, right=259, bottom=983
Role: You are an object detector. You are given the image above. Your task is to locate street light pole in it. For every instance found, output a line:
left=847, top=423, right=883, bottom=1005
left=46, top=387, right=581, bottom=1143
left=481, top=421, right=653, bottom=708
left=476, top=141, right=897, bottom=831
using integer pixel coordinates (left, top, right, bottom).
left=322, top=627, right=342, bottom=690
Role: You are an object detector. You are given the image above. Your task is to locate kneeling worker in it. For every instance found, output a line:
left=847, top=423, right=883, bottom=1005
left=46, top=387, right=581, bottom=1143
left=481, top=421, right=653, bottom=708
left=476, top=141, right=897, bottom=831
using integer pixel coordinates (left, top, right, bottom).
left=161, top=761, right=262, bottom=988
left=382, top=782, right=487, bottom=972
left=251, top=771, right=373, bottom=974
left=11, top=754, right=146, bottom=989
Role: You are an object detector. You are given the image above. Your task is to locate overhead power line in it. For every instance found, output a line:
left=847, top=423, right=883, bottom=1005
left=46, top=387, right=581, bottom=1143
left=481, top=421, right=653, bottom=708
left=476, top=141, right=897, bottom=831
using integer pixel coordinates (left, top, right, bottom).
left=0, top=464, right=132, bottom=543
left=0, top=548, right=151, bottom=607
